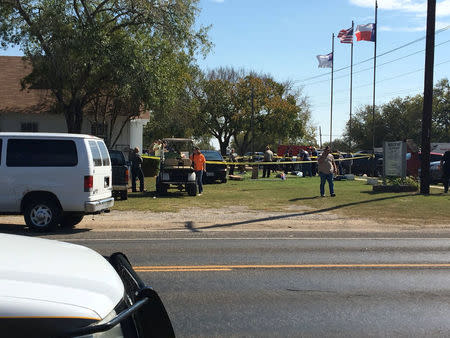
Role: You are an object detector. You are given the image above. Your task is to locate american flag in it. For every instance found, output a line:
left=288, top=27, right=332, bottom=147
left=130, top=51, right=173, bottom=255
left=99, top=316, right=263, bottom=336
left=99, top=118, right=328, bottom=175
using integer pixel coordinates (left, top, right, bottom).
left=337, top=27, right=353, bottom=44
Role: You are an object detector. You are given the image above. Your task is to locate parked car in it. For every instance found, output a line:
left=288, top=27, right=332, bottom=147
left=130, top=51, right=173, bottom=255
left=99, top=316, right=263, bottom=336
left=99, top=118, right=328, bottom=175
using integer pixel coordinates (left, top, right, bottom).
left=0, top=233, right=174, bottom=337
left=407, top=152, right=443, bottom=177
left=201, top=150, right=227, bottom=183
left=351, top=151, right=383, bottom=177
left=0, top=132, right=114, bottom=231
left=243, top=152, right=264, bottom=162
left=430, top=161, right=443, bottom=184
left=109, top=149, right=129, bottom=200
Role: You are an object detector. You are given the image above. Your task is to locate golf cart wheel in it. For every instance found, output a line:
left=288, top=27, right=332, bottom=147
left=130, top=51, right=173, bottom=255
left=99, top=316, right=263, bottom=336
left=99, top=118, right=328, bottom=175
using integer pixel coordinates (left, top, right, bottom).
left=24, top=199, right=61, bottom=232
left=187, top=183, right=197, bottom=196
left=156, top=182, right=168, bottom=195
left=60, top=214, right=84, bottom=228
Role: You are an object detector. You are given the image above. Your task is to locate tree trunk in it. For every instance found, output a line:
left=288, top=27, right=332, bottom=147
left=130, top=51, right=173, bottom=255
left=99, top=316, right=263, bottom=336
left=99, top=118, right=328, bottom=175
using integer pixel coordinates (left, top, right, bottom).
left=65, top=101, right=84, bottom=133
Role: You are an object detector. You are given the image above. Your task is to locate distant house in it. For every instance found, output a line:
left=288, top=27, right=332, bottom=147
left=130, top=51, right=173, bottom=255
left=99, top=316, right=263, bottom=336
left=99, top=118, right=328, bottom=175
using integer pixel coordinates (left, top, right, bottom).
left=0, top=56, right=149, bottom=153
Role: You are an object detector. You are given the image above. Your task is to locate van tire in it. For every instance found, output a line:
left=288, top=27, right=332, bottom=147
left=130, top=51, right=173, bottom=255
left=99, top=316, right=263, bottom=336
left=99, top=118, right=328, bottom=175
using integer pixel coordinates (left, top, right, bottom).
left=120, top=191, right=128, bottom=200
left=24, top=199, right=61, bottom=232
left=60, top=214, right=84, bottom=228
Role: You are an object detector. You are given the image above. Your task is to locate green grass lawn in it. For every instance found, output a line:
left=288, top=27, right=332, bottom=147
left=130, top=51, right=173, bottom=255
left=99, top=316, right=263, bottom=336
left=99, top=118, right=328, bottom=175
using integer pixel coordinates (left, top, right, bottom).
left=114, top=174, right=449, bottom=224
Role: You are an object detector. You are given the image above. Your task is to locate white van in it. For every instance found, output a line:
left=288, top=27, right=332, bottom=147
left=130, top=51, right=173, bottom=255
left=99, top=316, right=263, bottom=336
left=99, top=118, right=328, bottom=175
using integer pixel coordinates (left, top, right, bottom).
left=0, top=133, right=114, bottom=231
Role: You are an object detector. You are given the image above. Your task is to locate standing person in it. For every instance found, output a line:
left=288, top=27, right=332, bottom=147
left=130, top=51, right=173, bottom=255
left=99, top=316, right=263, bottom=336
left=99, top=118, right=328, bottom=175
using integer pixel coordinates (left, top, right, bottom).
left=229, top=148, right=237, bottom=176
left=262, top=146, right=273, bottom=178
left=318, top=146, right=337, bottom=197
left=311, top=147, right=318, bottom=176
left=441, top=150, right=450, bottom=193
left=153, top=140, right=162, bottom=157
left=302, top=149, right=312, bottom=177
left=130, top=147, right=145, bottom=192
left=190, top=146, right=206, bottom=195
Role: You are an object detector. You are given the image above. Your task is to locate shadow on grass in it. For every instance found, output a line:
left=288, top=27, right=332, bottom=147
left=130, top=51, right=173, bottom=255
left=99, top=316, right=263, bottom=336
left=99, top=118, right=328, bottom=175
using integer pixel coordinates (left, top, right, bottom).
left=188, top=193, right=413, bottom=232
left=289, top=196, right=322, bottom=202
left=0, top=223, right=91, bottom=236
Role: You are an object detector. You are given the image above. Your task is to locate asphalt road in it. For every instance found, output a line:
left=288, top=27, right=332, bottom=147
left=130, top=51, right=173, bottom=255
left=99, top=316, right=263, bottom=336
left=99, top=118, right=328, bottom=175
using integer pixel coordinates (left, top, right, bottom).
left=52, top=232, right=450, bottom=337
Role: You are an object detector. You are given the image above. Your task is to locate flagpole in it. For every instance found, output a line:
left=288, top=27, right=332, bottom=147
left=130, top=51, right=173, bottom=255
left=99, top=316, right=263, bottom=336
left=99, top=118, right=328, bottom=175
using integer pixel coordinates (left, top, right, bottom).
left=330, top=33, right=334, bottom=148
left=349, top=20, right=354, bottom=156
left=372, top=1, right=378, bottom=165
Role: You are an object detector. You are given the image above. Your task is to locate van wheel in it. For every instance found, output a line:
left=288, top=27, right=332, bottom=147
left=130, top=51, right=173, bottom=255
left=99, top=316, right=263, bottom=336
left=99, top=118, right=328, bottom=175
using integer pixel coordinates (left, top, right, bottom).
left=187, top=183, right=197, bottom=196
left=60, top=214, right=84, bottom=228
left=120, top=191, right=128, bottom=200
left=221, top=178, right=227, bottom=183
left=24, top=200, right=61, bottom=232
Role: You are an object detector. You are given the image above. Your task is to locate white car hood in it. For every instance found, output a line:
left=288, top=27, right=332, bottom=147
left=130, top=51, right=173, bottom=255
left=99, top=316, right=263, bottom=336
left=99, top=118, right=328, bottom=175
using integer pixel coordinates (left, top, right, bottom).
left=0, top=234, right=124, bottom=320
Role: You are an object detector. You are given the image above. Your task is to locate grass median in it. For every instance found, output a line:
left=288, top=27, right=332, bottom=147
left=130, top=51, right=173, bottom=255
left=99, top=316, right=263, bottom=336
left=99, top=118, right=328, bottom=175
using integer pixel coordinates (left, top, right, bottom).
left=113, top=174, right=449, bottom=224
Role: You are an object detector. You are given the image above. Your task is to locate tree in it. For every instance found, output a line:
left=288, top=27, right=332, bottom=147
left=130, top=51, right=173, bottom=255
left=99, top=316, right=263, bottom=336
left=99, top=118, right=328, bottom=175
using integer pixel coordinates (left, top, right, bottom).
left=432, top=78, right=450, bottom=142
left=345, top=78, right=449, bottom=149
left=190, top=67, right=243, bottom=155
left=0, top=0, right=209, bottom=133
left=233, top=74, right=314, bottom=154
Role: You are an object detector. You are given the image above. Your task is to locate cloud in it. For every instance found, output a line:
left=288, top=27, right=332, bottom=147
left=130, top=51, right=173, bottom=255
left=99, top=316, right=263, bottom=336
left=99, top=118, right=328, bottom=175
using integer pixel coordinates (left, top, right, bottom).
left=350, top=0, right=450, bottom=17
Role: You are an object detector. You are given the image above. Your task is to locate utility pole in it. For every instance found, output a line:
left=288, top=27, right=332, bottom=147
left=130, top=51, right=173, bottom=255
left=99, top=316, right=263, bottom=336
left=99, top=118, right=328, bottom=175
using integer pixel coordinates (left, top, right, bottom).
left=319, top=126, right=322, bottom=148
left=251, top=86, right=255, bottom=154
left=420, top=0, right=436, bottom=194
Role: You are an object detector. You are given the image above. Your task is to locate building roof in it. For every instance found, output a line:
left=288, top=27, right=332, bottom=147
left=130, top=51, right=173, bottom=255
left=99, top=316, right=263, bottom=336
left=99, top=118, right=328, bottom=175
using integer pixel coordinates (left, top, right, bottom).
left=0, top=56, right=52, bottom=114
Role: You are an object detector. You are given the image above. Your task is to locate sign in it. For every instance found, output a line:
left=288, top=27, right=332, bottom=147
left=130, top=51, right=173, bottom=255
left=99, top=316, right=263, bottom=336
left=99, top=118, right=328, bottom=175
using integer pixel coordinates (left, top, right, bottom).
left=383, top=141, right=406, bottom=177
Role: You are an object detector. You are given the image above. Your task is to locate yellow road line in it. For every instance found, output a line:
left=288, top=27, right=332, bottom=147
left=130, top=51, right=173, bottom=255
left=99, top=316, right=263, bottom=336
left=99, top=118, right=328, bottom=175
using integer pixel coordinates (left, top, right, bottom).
left=134, top=263, right=450, bottom=271
left=136, top=268, right=233, bottom=272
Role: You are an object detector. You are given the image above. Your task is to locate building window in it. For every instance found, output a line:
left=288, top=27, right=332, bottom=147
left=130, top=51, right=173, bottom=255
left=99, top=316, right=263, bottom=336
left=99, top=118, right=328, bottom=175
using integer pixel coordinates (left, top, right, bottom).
left=91, top=122, right=108, bottom=139
left=21, top=122, right=38, bottom=132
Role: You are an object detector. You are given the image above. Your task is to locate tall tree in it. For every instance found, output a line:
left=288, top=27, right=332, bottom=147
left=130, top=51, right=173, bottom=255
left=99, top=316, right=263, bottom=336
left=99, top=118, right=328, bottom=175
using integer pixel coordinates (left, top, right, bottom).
left=0, top=0, right=209, bottom=133
left=191, top=67, right=243, bottom=155
left=233, top=74, right=313, bottom=154
left=345, top=78, right=449, bottom=149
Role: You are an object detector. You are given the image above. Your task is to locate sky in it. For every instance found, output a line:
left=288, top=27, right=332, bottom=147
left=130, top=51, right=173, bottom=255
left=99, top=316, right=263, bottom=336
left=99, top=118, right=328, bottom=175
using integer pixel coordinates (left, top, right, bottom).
left=2, top=0, right=449, bottom=148
left=194, top=0, right=450, bottom=146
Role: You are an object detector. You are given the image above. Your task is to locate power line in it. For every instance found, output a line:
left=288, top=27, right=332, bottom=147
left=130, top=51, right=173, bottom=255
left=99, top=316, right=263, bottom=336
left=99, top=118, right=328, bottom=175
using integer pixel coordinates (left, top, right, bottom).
left=311, top=59, right=449, bottom=109
left=301, top=38, right=450, bottom=87
left=296, top=25, right=450, bottom=84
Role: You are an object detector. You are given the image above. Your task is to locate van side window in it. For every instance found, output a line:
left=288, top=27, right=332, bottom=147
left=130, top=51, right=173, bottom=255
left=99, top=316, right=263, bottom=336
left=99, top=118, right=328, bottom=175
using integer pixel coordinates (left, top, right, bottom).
left=88, top=140, right=103, bottom=166
left=6, top=139, right=78, bottom=167
left=97, top=141, right=111, bottom=166
left=0, top=139, right=2, bottom=164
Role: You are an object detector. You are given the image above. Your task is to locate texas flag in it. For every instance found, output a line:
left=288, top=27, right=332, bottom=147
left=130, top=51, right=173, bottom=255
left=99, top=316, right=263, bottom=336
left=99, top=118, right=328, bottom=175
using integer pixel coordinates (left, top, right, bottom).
left=355, top=23, right=376, bottom=42
left=316, top=53, right=333, bottom=68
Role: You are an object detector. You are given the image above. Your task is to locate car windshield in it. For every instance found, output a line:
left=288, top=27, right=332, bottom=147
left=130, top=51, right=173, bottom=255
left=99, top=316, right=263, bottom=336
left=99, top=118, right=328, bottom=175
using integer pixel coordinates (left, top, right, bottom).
left=109, top=151, right=125, bottom=166
left=202, top=150, right=223, bottom=161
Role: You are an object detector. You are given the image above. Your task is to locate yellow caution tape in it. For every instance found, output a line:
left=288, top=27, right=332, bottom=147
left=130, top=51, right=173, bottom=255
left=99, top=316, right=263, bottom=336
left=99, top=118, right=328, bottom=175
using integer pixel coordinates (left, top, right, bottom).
left=141, top=154, right=373, bottom=166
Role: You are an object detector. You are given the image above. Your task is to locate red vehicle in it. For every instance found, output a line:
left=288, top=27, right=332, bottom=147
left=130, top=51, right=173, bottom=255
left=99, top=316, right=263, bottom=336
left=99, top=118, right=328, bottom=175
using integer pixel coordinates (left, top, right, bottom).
left=277, top=145, right=312, bottom=157
left=406, top=151, right=443, bottom=177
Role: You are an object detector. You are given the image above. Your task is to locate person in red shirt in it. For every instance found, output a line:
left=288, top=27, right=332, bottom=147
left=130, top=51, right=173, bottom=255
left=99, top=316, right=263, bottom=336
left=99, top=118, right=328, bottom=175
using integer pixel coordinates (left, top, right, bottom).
left=190, top=146, right=206, bottom=195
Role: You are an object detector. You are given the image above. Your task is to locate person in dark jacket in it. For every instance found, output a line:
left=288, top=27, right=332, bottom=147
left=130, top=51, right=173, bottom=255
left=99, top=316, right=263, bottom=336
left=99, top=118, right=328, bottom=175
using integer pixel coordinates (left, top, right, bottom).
left=311, top=147, right=318, bottom=176
left=441, top=150, right=450, bottom=193
left=130, top=147, right=145, bottom=192
left=301, top=150, right=312, bottom=177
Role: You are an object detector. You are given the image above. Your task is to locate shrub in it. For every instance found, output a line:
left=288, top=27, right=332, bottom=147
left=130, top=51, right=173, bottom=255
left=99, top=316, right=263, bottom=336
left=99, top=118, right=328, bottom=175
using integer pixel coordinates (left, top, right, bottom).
left=385, top=176, right=419, bottom=188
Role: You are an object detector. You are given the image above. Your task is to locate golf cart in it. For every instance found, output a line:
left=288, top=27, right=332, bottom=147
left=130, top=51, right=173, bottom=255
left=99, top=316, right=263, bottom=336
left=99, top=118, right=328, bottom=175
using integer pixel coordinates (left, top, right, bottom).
left=155, top=138, right=197, bottom=196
